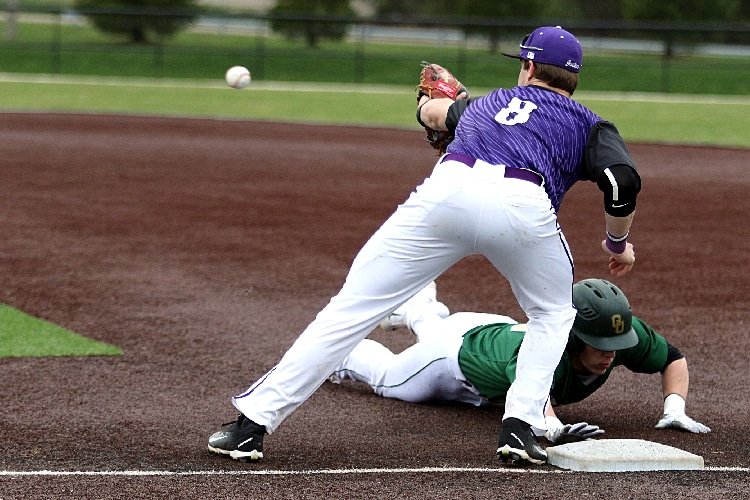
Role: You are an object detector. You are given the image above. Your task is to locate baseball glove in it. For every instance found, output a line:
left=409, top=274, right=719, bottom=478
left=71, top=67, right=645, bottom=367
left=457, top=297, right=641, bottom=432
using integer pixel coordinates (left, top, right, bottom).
left=423, top=128, right=454, bottom=156
left=416, top=61, right=467, bottom=155
left=417, top=61, right=467, bottom=102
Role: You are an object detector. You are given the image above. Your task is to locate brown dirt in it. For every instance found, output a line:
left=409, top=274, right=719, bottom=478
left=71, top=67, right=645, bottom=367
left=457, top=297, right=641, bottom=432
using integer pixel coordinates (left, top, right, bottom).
left=0, top=113, right=748, bottom=498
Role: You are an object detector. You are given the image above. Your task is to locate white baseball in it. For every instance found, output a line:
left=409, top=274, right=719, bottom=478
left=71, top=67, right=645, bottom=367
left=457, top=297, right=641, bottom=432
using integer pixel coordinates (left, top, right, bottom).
left=225, top=65, right=251, bottom=89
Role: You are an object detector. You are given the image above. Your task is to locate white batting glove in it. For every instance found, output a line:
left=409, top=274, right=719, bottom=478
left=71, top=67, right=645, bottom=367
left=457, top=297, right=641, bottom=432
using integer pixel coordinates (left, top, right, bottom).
left=544, top=416, right=605, bottom=445
left=655, top=394, right=711, bottom=433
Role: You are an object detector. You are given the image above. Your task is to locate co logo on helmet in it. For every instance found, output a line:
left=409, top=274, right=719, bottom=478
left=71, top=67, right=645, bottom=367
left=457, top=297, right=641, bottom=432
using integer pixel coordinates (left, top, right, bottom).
left=611, top=314, right=625, bottom=334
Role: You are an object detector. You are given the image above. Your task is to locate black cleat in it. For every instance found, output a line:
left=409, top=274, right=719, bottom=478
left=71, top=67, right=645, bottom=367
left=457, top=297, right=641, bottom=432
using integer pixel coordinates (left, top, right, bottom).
left=496, top=417, right=547, bottom=466
left=208, top=414, right=266, bottom=462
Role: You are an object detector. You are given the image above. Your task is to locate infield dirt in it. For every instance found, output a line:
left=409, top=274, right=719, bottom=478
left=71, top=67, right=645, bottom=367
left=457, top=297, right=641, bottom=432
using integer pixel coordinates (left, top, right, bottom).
left=0, top=113, right=748, bottom=498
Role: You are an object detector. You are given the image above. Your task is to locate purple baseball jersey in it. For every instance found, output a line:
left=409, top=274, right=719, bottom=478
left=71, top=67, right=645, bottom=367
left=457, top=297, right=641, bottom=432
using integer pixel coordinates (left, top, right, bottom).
left=447, top=85, right=602, bottom=211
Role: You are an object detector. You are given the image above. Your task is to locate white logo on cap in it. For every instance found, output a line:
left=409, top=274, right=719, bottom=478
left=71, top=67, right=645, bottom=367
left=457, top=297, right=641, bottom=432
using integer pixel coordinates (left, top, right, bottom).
left=565, top=60, right=580, bottom=69
left=527, top=52, right=535, bottom=60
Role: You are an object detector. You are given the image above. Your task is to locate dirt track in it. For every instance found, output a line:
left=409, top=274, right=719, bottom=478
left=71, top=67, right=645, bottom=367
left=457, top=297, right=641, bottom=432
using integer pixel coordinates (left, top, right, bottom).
left=0, top=113, right=748, bottom=498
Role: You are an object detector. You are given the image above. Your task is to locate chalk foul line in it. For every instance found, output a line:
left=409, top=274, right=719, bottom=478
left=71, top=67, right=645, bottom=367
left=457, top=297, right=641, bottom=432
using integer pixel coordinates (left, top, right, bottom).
left=0, top=466, right=747, bottom=476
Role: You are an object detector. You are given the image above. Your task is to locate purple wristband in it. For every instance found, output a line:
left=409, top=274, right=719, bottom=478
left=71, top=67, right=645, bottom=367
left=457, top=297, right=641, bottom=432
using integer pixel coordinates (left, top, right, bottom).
left=605, top=231, right=628, bottom=254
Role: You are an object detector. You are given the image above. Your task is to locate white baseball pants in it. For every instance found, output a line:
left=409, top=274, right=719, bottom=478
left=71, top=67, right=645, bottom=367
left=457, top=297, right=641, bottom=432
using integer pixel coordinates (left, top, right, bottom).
left=233, top=157, right=575, bottom=433
left=331, top=310, right=519, bottom=406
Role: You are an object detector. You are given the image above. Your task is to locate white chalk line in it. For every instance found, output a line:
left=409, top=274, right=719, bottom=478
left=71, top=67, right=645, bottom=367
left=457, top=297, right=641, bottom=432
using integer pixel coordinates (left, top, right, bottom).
left=0, top=466, right=747, bottom=477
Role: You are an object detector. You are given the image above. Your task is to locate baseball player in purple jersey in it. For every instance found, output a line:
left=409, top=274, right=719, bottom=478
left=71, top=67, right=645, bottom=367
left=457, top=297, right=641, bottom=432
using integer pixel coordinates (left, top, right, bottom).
left=208, top=26, right=640, bottom=467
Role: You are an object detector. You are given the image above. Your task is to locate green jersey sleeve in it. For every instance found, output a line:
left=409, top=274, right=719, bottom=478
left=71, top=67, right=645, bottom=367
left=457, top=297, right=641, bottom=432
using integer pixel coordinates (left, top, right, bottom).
left=457, top=322, right=525, bottom=403
left=614, top=316, right=669, bottom=373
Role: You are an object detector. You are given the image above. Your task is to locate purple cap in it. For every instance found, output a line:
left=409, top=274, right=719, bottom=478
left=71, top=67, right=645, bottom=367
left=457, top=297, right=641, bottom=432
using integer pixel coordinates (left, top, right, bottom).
left=502, top=26, right=582, bottom=73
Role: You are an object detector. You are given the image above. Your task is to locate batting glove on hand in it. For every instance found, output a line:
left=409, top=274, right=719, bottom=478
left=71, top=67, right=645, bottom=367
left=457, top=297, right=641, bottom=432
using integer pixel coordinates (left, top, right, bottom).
left=654, top=394, right=711, bottom=433
left=545, top=416, right=605, bottom=445
left=655, top=413, right=711, bottom=433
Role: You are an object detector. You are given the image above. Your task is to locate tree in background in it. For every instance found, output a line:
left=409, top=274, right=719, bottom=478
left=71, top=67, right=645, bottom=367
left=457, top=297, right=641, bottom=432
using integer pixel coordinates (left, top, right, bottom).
left=270, top=0, right=355, bottom=48
left=370, top=0, right=550, bottom=52
left=370, top=0, right=749, bottom=53
left=371, top=0, right=749, bottom=23
left=621, top=0, right=748, bottom=52
left=75, top=0, right=198, bottom=44
left=369, top=0, right=454, bottom=17
left=455, top=0, right=547, bottom=52
left=621, top=0, right=743, bottom=22
left=565, top=0, right=620, bottom=19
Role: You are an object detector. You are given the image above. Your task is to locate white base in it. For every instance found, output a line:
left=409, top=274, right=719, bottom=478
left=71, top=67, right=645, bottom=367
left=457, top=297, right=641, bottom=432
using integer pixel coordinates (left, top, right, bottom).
left=546, top=439, right=704, bottom=472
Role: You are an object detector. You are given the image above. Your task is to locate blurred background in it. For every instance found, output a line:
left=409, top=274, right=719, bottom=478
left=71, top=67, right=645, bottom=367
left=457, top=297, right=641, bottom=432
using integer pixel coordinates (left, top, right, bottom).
left=2, top=0, right=749, bottom=94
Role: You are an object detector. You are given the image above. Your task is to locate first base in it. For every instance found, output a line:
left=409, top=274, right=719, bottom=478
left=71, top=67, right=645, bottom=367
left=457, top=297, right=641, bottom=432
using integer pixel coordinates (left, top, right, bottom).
left=546, top=439, right=704, bottom=472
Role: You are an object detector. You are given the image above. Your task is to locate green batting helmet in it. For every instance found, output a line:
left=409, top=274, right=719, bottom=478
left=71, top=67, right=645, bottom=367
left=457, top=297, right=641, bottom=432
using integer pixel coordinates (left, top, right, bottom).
left=571, top=278, right=638, bottom=351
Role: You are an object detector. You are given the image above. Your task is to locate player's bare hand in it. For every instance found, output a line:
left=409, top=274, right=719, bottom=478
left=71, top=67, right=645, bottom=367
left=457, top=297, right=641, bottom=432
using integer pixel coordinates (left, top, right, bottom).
left=601, top=241, right=635, bottom=277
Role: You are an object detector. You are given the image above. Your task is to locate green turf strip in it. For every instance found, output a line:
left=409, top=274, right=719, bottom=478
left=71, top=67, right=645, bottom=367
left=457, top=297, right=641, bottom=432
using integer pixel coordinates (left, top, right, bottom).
left=0, top=304, right=122, bottom=358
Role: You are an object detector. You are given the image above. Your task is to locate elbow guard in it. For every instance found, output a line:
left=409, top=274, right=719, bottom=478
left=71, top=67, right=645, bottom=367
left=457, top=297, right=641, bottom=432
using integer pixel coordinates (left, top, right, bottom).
left=597, top=164, right=641, bottom=217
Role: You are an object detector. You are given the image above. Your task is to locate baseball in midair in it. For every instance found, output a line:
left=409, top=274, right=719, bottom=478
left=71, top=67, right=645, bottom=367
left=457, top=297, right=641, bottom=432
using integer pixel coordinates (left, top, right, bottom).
left=225, top=65, right=251, bottom=89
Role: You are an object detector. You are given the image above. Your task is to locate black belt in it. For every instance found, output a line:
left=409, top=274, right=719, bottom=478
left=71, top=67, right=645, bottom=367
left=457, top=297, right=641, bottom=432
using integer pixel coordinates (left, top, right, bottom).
left=440, top=153, right=543, bottom=186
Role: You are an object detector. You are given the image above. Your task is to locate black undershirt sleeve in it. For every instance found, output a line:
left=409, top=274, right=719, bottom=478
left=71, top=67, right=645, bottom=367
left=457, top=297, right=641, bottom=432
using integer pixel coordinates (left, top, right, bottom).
left=661, top=342, right=686, bottom=373
left=446, top=99, right=471, bottom=133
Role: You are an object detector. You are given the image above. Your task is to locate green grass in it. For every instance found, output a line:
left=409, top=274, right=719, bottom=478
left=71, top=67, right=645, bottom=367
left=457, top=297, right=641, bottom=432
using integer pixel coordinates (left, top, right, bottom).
left=0, top=79, right=415, bottom=123
left=578, top=95, right=750, bottom=148
left=0, top=304, right=122, bottom=358
left=1, top=79, right=748, bottom=148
